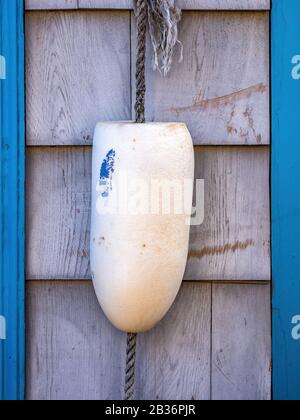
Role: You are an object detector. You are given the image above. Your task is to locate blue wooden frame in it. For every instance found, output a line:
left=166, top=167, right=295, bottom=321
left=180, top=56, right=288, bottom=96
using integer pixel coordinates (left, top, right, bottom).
left=272, top=0, right=300, bottom=400
left=0, top=0, right=25, bottom=400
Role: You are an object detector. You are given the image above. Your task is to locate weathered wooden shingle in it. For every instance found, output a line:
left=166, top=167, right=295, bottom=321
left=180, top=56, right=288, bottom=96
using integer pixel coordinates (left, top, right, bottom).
left=26, top=146, right=270, bottom=281
left=186, top=146, right=270, bottom=281
left=26, top=281, right=271, bottom=400
left=212, top=283, right=271, bottom=400
left=26, top=11, right=269, bottom=146
left=135, top=282, right=211, bottom=400
left=26, top=281, right=127, bottom=400
left=26, top=11, right=131, bottom=145
left=26, top=0, right=78, bottom=9
left=132, top=11, right=269, bottom=145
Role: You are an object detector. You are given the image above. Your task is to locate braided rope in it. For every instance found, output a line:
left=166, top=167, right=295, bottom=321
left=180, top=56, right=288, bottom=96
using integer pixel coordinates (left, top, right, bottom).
left=125, top=333, right=138, bottom=400
left=124, top=0, right=147, bottom=400
left=134, top=0, right=147, bottom=123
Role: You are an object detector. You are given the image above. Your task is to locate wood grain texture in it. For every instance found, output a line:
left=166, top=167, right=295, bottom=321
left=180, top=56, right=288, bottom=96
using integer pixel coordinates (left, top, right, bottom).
left=26, top=146, right=270, bottom=281
left=26, top=281, right=271, bottom=400
left=26, top=1, right=270, bottom=10
left=177, top=0, right=270, bottom=8
left=26, top=281, right=127, bottom=400
left=78, top=0, right=132, bottom=8
left=26, top=147, right=91, bottom=280
left=185, top=146, right=270, bottom=281
left=26, top=11, right=269, bottom=146
left=26, top=0, right=78, bottom=9
left=212, top=284, right=271, bottom=400
left=26, top=281, right=211, bottom=400
left=135, top=282, right=211, bottom=400
left=132, top=11, right=269, bottom=145
left=25, top=11, right=131, bottom=146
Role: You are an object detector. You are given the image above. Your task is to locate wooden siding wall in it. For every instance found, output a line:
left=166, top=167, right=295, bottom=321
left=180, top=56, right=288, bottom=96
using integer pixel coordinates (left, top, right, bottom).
left=25, top=0, right=271, bottom=400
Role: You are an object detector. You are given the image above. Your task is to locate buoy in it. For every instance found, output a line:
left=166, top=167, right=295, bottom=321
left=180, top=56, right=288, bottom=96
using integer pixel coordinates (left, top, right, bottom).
left=90, top=0, right=190, bottom=399
left=90, top=121, right=194, bottom=332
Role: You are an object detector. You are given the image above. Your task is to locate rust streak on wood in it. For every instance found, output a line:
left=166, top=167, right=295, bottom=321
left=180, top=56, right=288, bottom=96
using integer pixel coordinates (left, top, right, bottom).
left=189, top=239, right=255, bottom=260
left=170, top=83, right=267, bottom=115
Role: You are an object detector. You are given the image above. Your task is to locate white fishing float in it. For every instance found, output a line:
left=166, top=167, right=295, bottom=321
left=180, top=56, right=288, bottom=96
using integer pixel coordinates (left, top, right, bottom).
left=90, top=121, right=194, bottom=333
left=90, top=0, right=194, bottom=400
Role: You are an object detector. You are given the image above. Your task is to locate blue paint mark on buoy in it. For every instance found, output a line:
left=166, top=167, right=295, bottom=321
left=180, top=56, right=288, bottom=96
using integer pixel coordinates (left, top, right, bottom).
left=99, top=149, right=116, bottom=198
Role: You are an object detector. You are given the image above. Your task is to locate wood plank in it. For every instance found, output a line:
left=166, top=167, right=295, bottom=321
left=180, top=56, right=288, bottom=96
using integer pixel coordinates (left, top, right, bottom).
left=26, top=0, right=78, bottom=9
left=26, top=281, right=211, bottom=400
left=135, top=282, right=211, bottom=400
left=25, top=11, right=131, bottom=146
left=26, top=1, right=270, bottom=10
left=79, top=0, right=132, bottom=8
left=212, top=283, right=271, bottom=400
left=26, top=11, right=269, bottom=146
left=178, top=0, right=270, bottom=8
left=186, top=146, right=270, bottom=281
left=26, top=281, right=271, bottom=400
left=26, top=147, right=92, bottom=280
left=26, top=146, right=270, bottom=281
left=26, top=281, right=127, bottom=400
left=131, top=11, right=269, bottom=145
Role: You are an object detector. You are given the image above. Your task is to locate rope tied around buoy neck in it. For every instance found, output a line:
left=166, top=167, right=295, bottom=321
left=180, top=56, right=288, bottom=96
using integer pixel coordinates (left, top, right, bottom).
left=125, top=0, right=182, bottom=400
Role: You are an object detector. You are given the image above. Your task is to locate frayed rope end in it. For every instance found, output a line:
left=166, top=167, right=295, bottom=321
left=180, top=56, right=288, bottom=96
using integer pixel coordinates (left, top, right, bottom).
left=135, top=0, right=183, bottom=77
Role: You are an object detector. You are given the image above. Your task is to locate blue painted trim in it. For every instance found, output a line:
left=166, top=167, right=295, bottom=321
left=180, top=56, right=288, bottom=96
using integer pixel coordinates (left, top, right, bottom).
left=272, top=0, right=300, bottom=400
left=0, top=0, right=25, bottom=400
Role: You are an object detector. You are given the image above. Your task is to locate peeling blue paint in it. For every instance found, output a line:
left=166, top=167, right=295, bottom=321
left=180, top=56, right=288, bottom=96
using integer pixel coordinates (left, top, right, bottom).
left=99, top=149, right=116, bottom=198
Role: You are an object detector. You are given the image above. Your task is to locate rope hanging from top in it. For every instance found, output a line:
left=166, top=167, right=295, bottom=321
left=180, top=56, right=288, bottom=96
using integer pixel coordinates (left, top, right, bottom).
left=134, top=0, right=183, bottom=123
left=135, top=0, right=148, bottom=123
left=125, top=0, right=183, bottom=400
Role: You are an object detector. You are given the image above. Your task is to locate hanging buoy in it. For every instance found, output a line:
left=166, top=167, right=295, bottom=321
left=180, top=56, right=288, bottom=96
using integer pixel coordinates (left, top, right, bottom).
left=90, top=121, right=194, bottom=333
left=89, top=0, right=189, bottom=400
